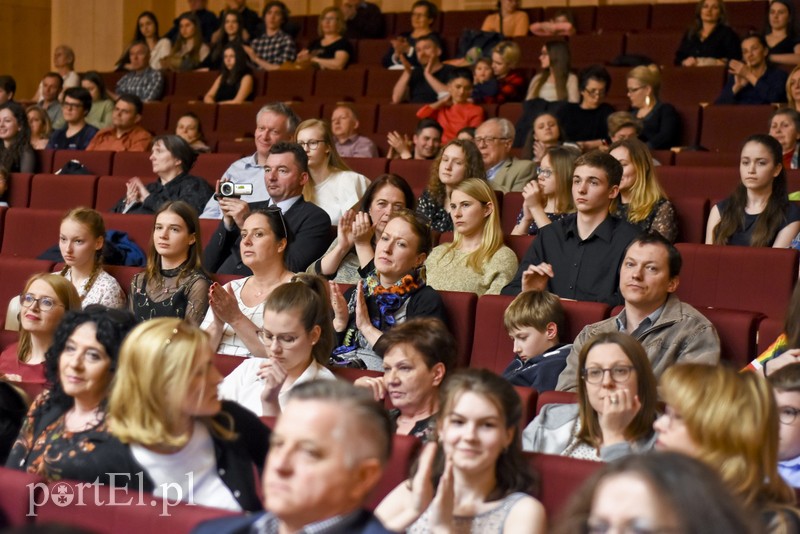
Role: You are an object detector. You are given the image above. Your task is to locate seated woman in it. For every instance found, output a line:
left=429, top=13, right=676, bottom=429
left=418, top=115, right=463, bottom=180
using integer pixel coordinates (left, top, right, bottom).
left=294, top=119, right=370, bottom=225
left=609, top=138, right=678, bottom=242
left=769, top=107, right=800, bottom=170
left=555, top=452, right=758, bottom=534
left=523, top=112, right=569, bottom=166
left=219, top=275, right=335, bottom=416
left=417, top=67, right=484, bottom=143
left=0, top=101, right=34, bottom=174
left=115, top=11, right=171, bottom=71
left=789, top=66, right=800, bottom=113
left=111, top=135, right=214, bottom=216
left=607, top=111, right=643, bottom=144
left=482, top=41, right=526, bottom=104
left=716, top=34, right=788, bottom=105
left=626, top=65, right=681, bottom=150
left=5, top=306, right=136, bottom=478
left=674, top=0, right=740, bottom=66
left=417, top=139, right=485, bottom=237
left=202, top=9, right=248, bottom=71
left=426, top=178, right=518, bottom=296
left=482, top=0, right=530, bottom=38
left=26, top=105, right=52, bottom=150
left=311, top=173, right=415, bottom=284
left=655, top=363, right=800, bottom=531
left=525, top=41, right=579, bottom=103
left=382, top=0, right=440, bottom=69
left=80, top=71, right=114, bottom=130
left=355, top=317, right=455, bottom=440
left=0, top=274, right=81, bottom=384
left=202, top=43, right=254, bottom=105
left=522, top=332, right=658, bottom=461
left=297, top=7, right=354, bottom=70
left=107, top=318, right=270, bottom=511
left=130, top=201, right=210, bottom=325
left=706, top=134, right=800, bottom=247
left=58, top=207, right=125, bottom=308
left=558, top=65, right=615, bottom=151
left=765, top=0, right=800, bottom=65
left=201, top=209, right=294, bottom=357
left=160, top=13, right=210, bottom=71
left=512, top=145, right=577, bottom=236
left=330, top=210, right=446, bottom=371
left=376, top=369, right=546, bottom=533
left=175, top=112, right=211, bottom=153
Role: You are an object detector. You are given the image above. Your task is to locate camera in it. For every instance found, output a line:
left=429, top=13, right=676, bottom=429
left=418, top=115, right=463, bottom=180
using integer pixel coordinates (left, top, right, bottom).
left=216, top=182, right=253, bottom=199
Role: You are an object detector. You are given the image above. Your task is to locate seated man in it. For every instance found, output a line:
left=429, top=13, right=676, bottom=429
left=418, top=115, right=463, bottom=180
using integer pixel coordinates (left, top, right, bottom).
left=0, top=75, right=15, bottom=104
left=716, top=34, right=788, bottom=105
left=199, top=102, right=298, bottom=219
left=244, top=2, right=297, bottom=71
left=193, top=380, right=392, bottom=534
left=392, top=35, right=453, bottom=104
left=46, top=87, right=98, bottom=150
left=476, top=117, right=535, bottom=193
left=86, top=94, right=153, bottom=152
left=332, top=103, right=378, bottom=158
left=38, top=72, right=64, bottom=129
left=342, top=0, right=385, bottom=39
left=387, top=118, right=442, bottom=160
left=203, top=141, right=332, bottom=275
left=555, top=232, right=721, bottom=392
left=112, top=42, right=165, bottom=102
left=501, top=150, right=640, bottom=305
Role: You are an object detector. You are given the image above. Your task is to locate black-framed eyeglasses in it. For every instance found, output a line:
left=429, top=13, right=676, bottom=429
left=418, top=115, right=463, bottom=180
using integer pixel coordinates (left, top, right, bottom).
left=474, top=136, right=509, bottom=145
left=779, top=406, right=800, bottom=425
left=297, top=139, right=326, bottom=150
left=581, top=365, right=634, bottom=384
left=62, top=101, right=83, bottom=110
left=536, top=167, right=553, bottom=178
left=585, top=518, right=681, bottom=534
left=20, top=293, right=63, bottom=312
left=583, top=88, right=605, bottom=97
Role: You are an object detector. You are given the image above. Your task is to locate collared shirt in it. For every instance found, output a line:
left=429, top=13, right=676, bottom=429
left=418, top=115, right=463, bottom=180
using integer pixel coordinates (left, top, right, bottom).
left=779, top=456, right=800, bottom=488
left=40, top=100, right=64, bottom=129
left=115, top=68, right=165, bottom=102
left=615, top=303, right=666, bottom=338
left=335, top=134, right=378, bottom=158
left=251, top=510, right=364, bottom=534
left=485, top=159, right=508, bottom=181
left=86, top=125, right=152, bottom=152
left=200, top=153, right=268, bottom=219
left=501, top=213, right=641, bottom=306
left=250, top=30, right=297, bottom=66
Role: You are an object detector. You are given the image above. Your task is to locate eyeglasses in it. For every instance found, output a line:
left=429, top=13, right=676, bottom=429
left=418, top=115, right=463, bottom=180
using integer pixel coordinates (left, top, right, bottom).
left=20, top=293, right=63, bottom=312
left=297, top=139, right=326, bottom=150
left=62, top=101, right=83, bottom=110
left=265, top=206, right=288, bottom=240
left=586, top=519, right=680, bottom=534
left=583, top=88, right=605, bottom=97
left=536, top=167, right=553, bottom=178
left=627, top=86, right=646, bottom=94
left=474, top=136, right=509, bottom=145
left=256, top=329, right=300, bottom=348
left=779, top=406, right=800, bottom=425
left=581, top=365, right=634, bottom=384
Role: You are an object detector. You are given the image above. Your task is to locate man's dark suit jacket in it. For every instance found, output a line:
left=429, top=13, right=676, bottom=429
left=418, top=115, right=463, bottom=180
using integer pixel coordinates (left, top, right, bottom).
left=191, top=509, right=393, bottom=534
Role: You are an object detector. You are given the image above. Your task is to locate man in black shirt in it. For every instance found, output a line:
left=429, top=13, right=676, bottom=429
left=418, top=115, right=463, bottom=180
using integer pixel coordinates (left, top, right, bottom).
left=501, top=150, right=640, bottom=306
left=391, top=35, right=453, bottom=104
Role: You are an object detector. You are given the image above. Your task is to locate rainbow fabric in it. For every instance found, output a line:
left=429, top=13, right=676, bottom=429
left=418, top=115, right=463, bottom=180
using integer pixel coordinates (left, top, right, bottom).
left=745, top=333, right=788, bottom=372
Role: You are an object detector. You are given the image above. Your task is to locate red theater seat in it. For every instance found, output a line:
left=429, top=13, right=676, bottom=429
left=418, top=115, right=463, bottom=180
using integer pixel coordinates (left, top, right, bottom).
left=439, top=290, right=478, bottom=368
left=661, top=66, right=726, bottom=107
left=700, top=105, right=774, bottom=153
left=701, top=307, right=763, bottom=368
left=536, top=390, right=578, bottom=416
left=387, top=158, right=431, bottom=190
left=364, top=70, right=403, bottom=102
left=34, top=149, right=54, bottom=174
left=103, top=213, right=156, bottom=253
left=758, top=316, right=784, bottom=355
left=53, top=150, right=113, bottom=176
left=366, top=434, right=422, bottom=510
left=670, top=196, right=709, bottom=244
left=570, top=33, right=624, bottom=67
left=140, top=101, right=169, bottom=134
left=596, top=4, right=649, bottom=32
left=216, top=104, right=258, bottom=138
left=0, top=257, right=55, bottom=323
left=651, top=3, right=696, bottom=30
left=527, top=453, right=603, bottom=518
left=214, top=352, right=244, bottom=377
left=112, top=152, right=155, bottom=178
left=343, top=157, right=387, bottom=180
left=194, top=153, right=241, bottom=187
left=314, top=69, right=367, bottom=100
left=0, top=466, right=44, bottom=527
left=29, top=174, right=97, bottom=210
left=504, top=234, right=534, bottom=263
left=170, top=71, right=220, bottom=100
left=673, top=151, right=738, bottom=167
left=501, top=192, right=523, bottom=235
left=656, top=166, right=737, bottom=200
left=264, top=70, right=315, bottom=101
left=625, top=31, right=683, bottom=68
left=8, top=173, right=32, bottom=208
left=104, top=265, right=141, bottom=297
left=1, top=209, right=64, bottom=258
left=167, top=102, right=218, bottom=133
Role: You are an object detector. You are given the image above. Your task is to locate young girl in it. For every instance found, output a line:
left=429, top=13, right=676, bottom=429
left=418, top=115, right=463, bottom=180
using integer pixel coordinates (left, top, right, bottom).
left=80, top=71, right=113, bottom=129
left=376, top=369, right=546, bottom=533
left=175, top=112, right=210, bottom=153
left=471, top=58, right=499, bottom=104
left=416, top=67, right=485, bottom=144
left=203, top=43, right=254, bottom=104
left=524, top=112, right=566, bottom=165
left=58, top=207, right=125, bottom=308
left=129, top=201, right=211, bottom=325
left=203, top=9, right=248, bottom=70
left=511, top=145, right=578, bottom=236
left=706, top=134, right=800, bottom=247
left=218, top=275, right=336, bottom=416
left=525, top=40, right=579, bottom=103
left=425, top=178, right=518, bottom=296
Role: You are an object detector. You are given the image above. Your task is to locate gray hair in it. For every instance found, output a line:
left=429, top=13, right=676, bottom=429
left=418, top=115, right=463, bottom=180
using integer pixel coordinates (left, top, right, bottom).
left=483, top=117, right=515, bottom=140
left=257, top=102, right=301, bottom=135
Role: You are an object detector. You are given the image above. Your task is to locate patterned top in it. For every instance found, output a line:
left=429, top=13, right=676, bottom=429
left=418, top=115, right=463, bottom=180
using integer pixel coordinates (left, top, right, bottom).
left=408, top=492, right=529, bottom=533
left=613, top=198, right=678, bottom=243
left=389, top=409, right=435, bottom=441
left=250, top=30, right=297, bottom=66
left=115, top=68, right=165, bottom=102
left=62, top=269, right=126, bottom=309
left=200, top=277, right=265, bottom=357
left=515, top=210, right=569, bottom=236
left=129, top=267, right=211, bottom=325
left=417, top=189, right=452, bottom=233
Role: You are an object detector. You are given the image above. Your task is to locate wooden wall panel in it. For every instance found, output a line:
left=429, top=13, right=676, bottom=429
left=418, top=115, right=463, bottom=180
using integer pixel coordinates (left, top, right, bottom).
left=0, top=0, right=51, bottom=98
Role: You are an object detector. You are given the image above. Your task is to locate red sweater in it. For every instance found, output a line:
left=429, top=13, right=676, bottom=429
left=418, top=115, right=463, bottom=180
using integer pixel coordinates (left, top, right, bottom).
left=416, top=102, right=485, bottom=143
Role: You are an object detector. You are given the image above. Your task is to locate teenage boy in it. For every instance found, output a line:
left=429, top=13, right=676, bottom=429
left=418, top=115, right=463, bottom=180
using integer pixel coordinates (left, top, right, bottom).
left=46, top=87, right=98, bottom=150
left=768, top=363, right=800, bottom=488
left=501, top=150, right=640, bottom=305
left=501, top=290, right=572, bottom=392
left=415, top=67, right=484, bottom=143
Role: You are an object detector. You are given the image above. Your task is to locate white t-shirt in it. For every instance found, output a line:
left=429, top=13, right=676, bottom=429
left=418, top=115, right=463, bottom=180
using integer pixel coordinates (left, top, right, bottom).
left=314, top=170, right=370, bottom=225
left=200, top=277, right=264, bottom=357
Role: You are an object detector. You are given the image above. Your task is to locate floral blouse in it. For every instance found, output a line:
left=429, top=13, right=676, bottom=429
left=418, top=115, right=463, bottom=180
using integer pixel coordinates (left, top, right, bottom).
left=416, top=189, right=452, bottom=233
left=613, top=198, right=678, bottom=243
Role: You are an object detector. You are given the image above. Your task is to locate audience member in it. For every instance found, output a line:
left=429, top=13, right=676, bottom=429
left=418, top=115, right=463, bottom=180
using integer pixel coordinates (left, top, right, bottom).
left=558, top=65, right=614, bottom=151
left=0, top=101, right=35, bottom=173
left=502, top=290, right=571, bottom=392
left=480, top=41, right=525, bottom=104
left=215, top=0, right=260, bottom=42
left=524, top=332, right=657, bottom=460
left=81, top=71, right=114, bottom=129
left=5, top=306, right=136, bottom=479
left=386, top=118, right=442, bottom=160
left=331, top=103, right=379, bottom=158
left=36, top=45, right=79, bottom=100
left=675, top=0, right=741, bottom=66
left=342, top=0, right=385, bottom=39
left=770, top=108, right=800, bottom=170
left=525, top=41, right=579, bottom=103
left=768, top=363, right=800, bottom=488
left=37, top=72, right=64, bottom=129
left=107, top=317, right=269, bottom=511
left=382, top=0, right=439, bottom=69
left=200, top=102, right=298, bottom=219
left=113, top=42, right=165, bottom=102
left=609, top=138, right=678, bottom=242
left=162, top=13, right=210, bottom=71
left=202, top=9, right=248, bottom=70
left=115, top=11, right=171, bottom=71
left=788, top=66, right=800, bottom=112
left=204, top=141, right=331, bottom=275
left=556, top=232, right=720, bottom=392
left=355, top=317, right=455, bottom=440
left=46, top=87, right=98, bottom=151
left=330, top=210, right=445, bottom=370
left=0, top=75, right=16, bottom=103
left=26, top=105, right=52, bottom=150
left=377, top=369, right=546, bottom=533
left=112, top=135, right=213, bottom=216
left=511, top=145, right=577, bottom=236
left=501, top=150, right=640, bottom=304
left=765, top=0, right=800, bottom=65
left=417, top=139, right=485, bottom=235
left=202, top=209, right=294, bottom=357
left=203, top=43, right=254, bottom=104
left=130, top=201, right=211, bottom=325
left=416, top=67, right=484, bottom=143
left=86, top=94, right=153, bottom=152
left=244, top=1, right=297, bottom=71
left=219, top=275, right=336, bottom=416
left=175, top=112, right=211, bottom=153
left=716, top=34, right=788, bottom=104
left=482, top=0, right=530, bottom=37
left=192, top=380, right=394, bottom=534
left=392, top=35, right=453, bottom=104
left=530, top=9, right=575, bottom=37
left=523, top=112, right=567, bottom=165
left=472, top=57, right=499, bottom=103
left=706, top=134, right=800, bottom=247
left=426, top=178, right=518, bottom=295
left=165, top=0, right=220, bottom=44
left=477, top=117, right=534, bottom=193
left=626, top=65, right=681, bottom=150
left=294, top=119, right=370, bottom=224
left=297, top=7, right=354, bottom=70
left=607, top=111, right=643, bottom=144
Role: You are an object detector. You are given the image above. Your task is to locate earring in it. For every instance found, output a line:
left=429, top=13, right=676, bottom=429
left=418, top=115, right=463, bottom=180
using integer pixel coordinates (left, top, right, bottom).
left=645, top=95, right=652, bottom=108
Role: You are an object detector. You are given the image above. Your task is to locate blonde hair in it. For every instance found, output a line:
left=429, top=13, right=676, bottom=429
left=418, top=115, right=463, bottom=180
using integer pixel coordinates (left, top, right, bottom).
left=660, top=364, right=795, bottom=509
left=293, top=118, right=351, bottom=203
left=441, top=178, right=504, bottom=273
left=608, top=138, right=668, bottom=223
left=17, top=273, right=81, bottom=364
left=503, top=289, right=565, bottom=335
left=627, top=64, right=662, bottom=100
left=317, top=6, right=345, bottom=36
left=108, top=318, right=234, bottom=448
left=787, top=65, right=800, bottom=110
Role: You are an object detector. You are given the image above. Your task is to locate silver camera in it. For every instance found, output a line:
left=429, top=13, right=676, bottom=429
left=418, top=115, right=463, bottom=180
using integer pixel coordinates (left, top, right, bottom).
left=218, top=182, right=253, bottom=198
